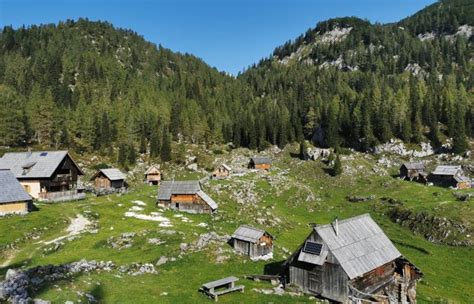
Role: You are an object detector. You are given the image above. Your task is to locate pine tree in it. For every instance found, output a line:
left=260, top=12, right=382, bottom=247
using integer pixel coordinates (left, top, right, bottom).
left=299, top=140, right=306, bottom=160
left=0, top=85, right=26, bottom=146
left=332, top=153, right=342, bottom=176
left=452, top=97, right=468, bottom=155
left=118, top=143, right=127, bottom=167
left=160, top=128, right=172, bottom=162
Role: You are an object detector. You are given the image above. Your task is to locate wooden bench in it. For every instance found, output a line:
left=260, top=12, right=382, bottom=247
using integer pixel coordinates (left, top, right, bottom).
left=200, top=276, right=245, bottom=302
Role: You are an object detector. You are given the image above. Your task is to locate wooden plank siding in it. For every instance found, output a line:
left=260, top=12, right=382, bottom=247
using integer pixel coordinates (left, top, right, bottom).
left=0, top=202, right=30, bottom=214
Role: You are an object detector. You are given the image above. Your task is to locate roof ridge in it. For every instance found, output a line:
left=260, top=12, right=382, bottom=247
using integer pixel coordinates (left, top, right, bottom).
left=314, top=213, right=371, bottom=231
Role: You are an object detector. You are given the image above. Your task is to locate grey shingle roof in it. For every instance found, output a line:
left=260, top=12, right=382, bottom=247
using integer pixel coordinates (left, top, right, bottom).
left=431, top=165, right=462, bottom=176
left=402, top=162, right=425, bottom=170
left=250, top=157, right=272, bottom=165
left=99, top=168, right=126, bottom=181
left=0, top=151, right=81, bottom=179
left=232, top=225, right=269, bottom=243
left=0, top=170, right=32, bottom=203
left=196, top=190, right=218, bottom=210
left=157, top=180, right=201, bottom=200
left=314, top=214, right=401, bottom=280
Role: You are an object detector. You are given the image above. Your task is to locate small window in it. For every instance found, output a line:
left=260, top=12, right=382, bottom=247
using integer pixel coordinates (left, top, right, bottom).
left=40, top=152, right=48, bottom=156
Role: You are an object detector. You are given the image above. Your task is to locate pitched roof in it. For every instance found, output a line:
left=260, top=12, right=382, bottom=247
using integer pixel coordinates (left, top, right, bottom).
left=0, top=170, right=31, bottom=204
left=221, top=164, right=232, bottom=171
left=0, top=151, right=83, bottom=179
left=144, top=165, right=161, bottom=175
left=454, top=175, right=471, bottom=183
left=98, top=168, right=126, bottom=181
left=250, top=157, right=272, bottom=165
left=232, top=225, right=269, bottom=243
left=314, top=214, right=401, bottom=280
left=402, top=162, right=424, bottom=170
left=431, top=165, right=462, bottom=176
left=157, top=180, right=201, bottom=200
left=196, top=190, right=218, bottom=210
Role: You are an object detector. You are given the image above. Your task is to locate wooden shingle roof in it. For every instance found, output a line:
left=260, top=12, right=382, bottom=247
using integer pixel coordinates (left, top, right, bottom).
left=98, top=168, right=126, bottom=181
left=157, top=180, right=201, bottom=200
left=314, top=214, right=401, bottom=280
left=0, top=170, right=31, bottom=204
left=431, top=165, right=462, bottom=176
left=232, top=225, right=270, bottom=243
left=250, top=157, right=272, bottom=165
left=402, top=162, right=424, bottom=170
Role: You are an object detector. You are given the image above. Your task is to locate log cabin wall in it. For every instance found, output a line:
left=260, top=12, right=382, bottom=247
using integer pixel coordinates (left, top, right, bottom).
left=95, top=175, right=111, bottom=189
left=350, top=261, right=395, bottom=294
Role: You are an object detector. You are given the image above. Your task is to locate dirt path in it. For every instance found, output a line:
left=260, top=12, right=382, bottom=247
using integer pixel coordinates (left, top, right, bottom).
left=42, top=214, right=92, bottom=245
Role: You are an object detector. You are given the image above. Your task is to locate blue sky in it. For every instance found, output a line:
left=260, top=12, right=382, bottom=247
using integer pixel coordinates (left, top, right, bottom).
left=0, top=0, right=436, bottom=74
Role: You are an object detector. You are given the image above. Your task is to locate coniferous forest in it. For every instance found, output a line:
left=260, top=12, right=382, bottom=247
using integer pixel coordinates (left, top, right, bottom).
left=0, top=0, right=472, bottom=160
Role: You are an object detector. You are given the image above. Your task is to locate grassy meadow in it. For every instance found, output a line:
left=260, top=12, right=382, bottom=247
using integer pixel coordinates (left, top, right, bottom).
left=0, top=147, right=473, bottom=303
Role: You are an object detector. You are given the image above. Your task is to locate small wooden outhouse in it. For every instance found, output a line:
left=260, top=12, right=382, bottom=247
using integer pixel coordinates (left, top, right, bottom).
left=91, top=168, right=126, bottom=190
left=157, top=180, right=217, bottom=214
left=231, top=225, right=273, bottom=258
left=285, top=214, right=422, bottom=303
left=212, top=164, right=231, bottom=179
left=145, top=165, right=161, bottom=185
left=248, top=157, right=272, bottom=170
left=0, top=170, right=33, bottom=215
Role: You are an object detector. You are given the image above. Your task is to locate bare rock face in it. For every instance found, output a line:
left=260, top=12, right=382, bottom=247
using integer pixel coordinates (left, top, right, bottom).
left=306, top=147, right=331, bottom=160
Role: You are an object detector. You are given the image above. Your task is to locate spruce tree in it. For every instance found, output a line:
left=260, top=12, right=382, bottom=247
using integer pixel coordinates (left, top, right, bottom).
left=160, top=129, right=172, bottom=162
left=332, top=153, right=342, bottom=176
left=299, top=140, right=306, bottom=160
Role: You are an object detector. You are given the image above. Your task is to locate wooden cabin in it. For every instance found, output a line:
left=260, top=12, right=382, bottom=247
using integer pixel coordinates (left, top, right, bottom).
left=0, top=150, right=84, bottom=201
left=91, top=168, right=126, bottom=190
left=231, top=225, right=273, bottom=258
left=212, top=164, right=231, bottom=179
left=285, top=214, right=422, bottom=303
left=145, top=165, right=161, bottom=185
left=0, top=170, right=33, bottom=216
left=157, top=181, right=217, bottom=214
left=428, top=165, right=470, bottom=189
left=248, top=157, right=272, bottom=170
left=399, top=162, right=426, bottom=181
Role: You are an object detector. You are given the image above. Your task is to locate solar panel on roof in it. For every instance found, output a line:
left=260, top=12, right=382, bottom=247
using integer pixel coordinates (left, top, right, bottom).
left=303, top=241, right=322, bottom=255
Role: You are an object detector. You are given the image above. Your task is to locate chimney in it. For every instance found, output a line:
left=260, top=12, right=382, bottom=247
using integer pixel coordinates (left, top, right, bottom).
left=333, top=217, right=339, bottom=236
left=27, top=147, right=32, bottom=157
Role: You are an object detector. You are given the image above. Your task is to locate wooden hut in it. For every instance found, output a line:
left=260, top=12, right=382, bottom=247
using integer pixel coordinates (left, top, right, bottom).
left=248, top=157, right=272, bottom=170
left=157, top=181, right=217, bottom=214
left=428, top=165, right=470, bottom=188
left=0, top=150, right=84, bottom=201
left=91, top=168, right=126, bottom=190
left=0, top=170, right=33, bottom=215
left=145, top=165, right=161, bottom=185
left=285, top=214, right=422, bottom=303
left=231, top=225, right=273, bottom=258
left=212, top=164, right=231, bottom=179
left=399, top=162, right=426, bottom=181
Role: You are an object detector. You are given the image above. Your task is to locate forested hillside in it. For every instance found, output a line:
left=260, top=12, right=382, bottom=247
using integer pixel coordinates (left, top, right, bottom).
left=0, top=0, right=473, bottom=165
left=242, top=0, right=473, bottom=152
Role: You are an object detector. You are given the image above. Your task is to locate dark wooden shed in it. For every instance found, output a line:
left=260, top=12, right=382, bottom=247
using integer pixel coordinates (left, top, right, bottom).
left=399, top=162, right=426, bottom=181
left=231, top=225, right=273, bottom=259
left=285, top=214, right=422, bottom=303
left=428, top=165, right=470, bottom=188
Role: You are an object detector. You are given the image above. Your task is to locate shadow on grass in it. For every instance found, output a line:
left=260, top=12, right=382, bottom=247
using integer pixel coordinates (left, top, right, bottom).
left=392, top=240, right=431, bottom=255
left=263, top=260, right=286, bottom=275
left=0, top=258, right=31, bottom=277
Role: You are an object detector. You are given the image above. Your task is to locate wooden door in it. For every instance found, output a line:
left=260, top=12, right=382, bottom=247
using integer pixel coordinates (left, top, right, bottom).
left=308, top=271, right=322, bottom=293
